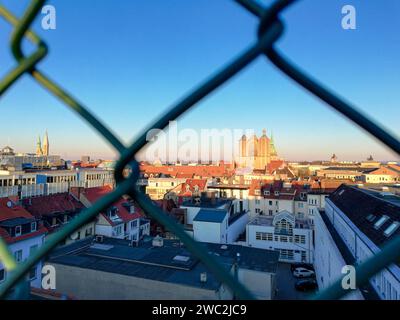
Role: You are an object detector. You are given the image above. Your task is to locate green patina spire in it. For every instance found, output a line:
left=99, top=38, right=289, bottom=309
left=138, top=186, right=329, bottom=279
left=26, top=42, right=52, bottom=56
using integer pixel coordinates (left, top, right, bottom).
left=270, top=130, right=277, bottom=157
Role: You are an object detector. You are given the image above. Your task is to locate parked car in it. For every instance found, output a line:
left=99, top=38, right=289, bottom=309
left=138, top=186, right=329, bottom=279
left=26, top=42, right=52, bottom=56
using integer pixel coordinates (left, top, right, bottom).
left=295, top=278, right=318, bottom=291
left=290, top=263, right=314, bottom=272
left=293, top=267, right=315, bottom=278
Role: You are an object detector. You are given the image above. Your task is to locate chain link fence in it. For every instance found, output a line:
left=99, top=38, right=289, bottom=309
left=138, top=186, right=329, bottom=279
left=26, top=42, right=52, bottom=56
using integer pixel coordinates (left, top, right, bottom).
left=0, top=0, right=399, bottom=300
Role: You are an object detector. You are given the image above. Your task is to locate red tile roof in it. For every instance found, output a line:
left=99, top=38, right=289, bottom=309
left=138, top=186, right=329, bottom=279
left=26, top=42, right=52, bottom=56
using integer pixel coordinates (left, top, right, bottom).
left=140, top=163, right=234, bottom=178
left=77, top=186, right=144, bottom=224
left=0, top=198, right=47, bottom=244
left=22, top=193, right=84, bottom=218
left=0, top=198, right=34, bottom=222
left=178, top=179, right=207, bottom=196
left=267, top=160, right=285, bottom=173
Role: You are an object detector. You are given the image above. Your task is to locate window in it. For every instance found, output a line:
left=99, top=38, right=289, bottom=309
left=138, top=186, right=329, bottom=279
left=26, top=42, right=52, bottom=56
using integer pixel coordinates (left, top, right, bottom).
left=85, top=227, right=93, bottom=236
left=31, top=221, right=37, bottom=232
left=269, top=201, right=273, bottom=206
left=374, top=215, right=389, bottom=229
left=14, top=250, right=23, bottom=263
left=301, top=251, right=307, bottom=262
left=0, top=268, right=5, bottom=282
left=15, top=225, right=22, bottom=236
left=131, top=220, right=138, bottom=228
left=264, top=190, right=270, bottom=196
left=255, top=208, right=260, bottom=214
left=366, top=214, right=376, bottom=222
left=256, top=232, right=272, bottom=241
left=255, top=190, right=261, bottom=195
left=29, top=266, right=37, bottom=280
left=268, top=210, right=273, bottom=216
left=255, top=199, right=260, bottom=205
left=383, top=222, right=399, bottom=237
left=295, top=235, right=306, bottom=244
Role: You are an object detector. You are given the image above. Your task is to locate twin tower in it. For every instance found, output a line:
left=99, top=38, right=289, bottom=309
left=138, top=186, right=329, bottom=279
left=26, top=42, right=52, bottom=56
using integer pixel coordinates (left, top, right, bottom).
left=237, top=129, right=278, bottom=171
left=36, top=131, right=50, bottom=156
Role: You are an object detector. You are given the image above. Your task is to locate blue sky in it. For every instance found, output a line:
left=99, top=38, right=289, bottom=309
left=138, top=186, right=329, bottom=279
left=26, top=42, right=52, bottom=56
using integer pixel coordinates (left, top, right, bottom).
left=0, top=0, right=399, bottom=161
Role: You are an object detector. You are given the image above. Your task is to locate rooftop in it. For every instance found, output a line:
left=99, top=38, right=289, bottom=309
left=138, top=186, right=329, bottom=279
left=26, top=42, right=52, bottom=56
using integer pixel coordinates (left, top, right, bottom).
left=47, top=236, right=279, bottom=291
left=329, top=185, right=400, bottom=247
left=249, top=211, right=310, bottom=229
left=193, top=209, right=227, bottom=223
left=181, top=197, right=232, bottom=209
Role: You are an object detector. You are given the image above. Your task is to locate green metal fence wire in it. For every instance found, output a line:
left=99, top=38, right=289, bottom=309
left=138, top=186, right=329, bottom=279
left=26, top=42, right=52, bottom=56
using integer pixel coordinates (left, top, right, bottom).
left=0, top=0, right=399, bottom=300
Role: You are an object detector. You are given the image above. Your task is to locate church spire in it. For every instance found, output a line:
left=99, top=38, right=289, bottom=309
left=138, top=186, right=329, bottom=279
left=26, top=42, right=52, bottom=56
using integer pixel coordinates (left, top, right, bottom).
left=36, top=135, right=43, bottom=156
left=270, top=130, right=278, bottom=157
left=43, top=130, right=49, bottom=156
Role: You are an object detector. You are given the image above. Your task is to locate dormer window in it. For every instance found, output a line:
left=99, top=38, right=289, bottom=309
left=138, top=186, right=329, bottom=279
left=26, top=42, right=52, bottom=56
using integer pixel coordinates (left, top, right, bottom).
left=264, top=190, right=270, bottom=196
left=15, top=225, right=22, bottom=237
left=108, top=206, right=119, bottom=219
left=31, top=222, right=37, bottom=232
left=274, top=191, right=280, bottom=196
left=255, top=190, right=261, bottom=196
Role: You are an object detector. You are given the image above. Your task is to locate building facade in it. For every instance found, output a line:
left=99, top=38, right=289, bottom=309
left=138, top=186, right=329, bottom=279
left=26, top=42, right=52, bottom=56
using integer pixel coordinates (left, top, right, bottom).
left=247, top=211, right=313, bottom=263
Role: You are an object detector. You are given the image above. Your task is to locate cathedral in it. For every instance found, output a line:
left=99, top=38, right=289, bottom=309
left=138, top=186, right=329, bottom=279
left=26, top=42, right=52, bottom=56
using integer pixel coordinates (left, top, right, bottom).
left=236, top=129, right=278, bottom=170
left=36, top=130, right=50, bottom=156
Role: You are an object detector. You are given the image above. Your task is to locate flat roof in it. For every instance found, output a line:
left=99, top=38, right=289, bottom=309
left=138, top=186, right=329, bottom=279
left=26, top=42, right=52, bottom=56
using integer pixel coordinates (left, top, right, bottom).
left=193, top=209, right=227, bottom=223
left=181, top=198, right=232, bottom=208
left=47, top=236, right=279, bottom=291
left=248, top=214, right=310, bottom=229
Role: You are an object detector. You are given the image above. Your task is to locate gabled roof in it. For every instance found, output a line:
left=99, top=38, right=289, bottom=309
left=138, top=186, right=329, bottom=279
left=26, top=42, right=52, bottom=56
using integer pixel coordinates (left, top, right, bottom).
left=75, top=186, right=144, bottom=225
left=0, top=198, right=34, bottom=222
left=329, top=185, right=400, bottom=246
left=0, top=198, right=47, bottom=244
left=22, top=193, right=84, bottom=218
left=273, top=210, right=295, bottom=226
left=363, top=166, right=400, bottom=176
left=178, top=179, right=207, bottom=196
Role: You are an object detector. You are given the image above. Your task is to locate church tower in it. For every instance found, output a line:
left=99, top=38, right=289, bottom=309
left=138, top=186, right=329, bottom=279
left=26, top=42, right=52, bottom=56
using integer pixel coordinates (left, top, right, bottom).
left=36, top=135, right=43, bottom=156
left=240, top=135, right=247, bottom=157
left=247, top=134, right=259, bottom=157
left=269, top=131, right=278, bottom=159
left=258, top=129, right=269, bottom=157
left=43, top=130, right=49, bottom=156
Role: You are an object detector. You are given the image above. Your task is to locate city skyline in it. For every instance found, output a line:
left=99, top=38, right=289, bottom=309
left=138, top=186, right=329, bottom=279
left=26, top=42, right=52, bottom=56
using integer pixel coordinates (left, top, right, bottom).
left=0, top=0, right=399, bottom=161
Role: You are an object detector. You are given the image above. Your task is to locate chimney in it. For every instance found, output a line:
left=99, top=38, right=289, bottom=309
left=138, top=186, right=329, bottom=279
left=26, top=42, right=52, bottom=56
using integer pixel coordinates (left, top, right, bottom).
left=200, top=272, right=207, bottom=283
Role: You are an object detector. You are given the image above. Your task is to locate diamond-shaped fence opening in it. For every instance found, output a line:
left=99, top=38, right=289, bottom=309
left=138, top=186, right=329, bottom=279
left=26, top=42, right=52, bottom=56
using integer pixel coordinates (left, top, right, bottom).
left=0, top=0, right=399, bottom=300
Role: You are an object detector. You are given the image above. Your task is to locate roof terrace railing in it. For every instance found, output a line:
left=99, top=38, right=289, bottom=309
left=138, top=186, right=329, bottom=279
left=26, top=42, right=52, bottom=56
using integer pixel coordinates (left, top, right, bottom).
left=0, top=0, right=400, bottom=300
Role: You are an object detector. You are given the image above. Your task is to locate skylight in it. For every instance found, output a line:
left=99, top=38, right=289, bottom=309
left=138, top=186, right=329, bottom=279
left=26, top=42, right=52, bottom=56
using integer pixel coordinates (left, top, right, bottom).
left=366, top=214, right=376, bottom=222
left=173, top=255, right=190, bottom=262
left=384, top=222, right=400, bottom=237
left=374, top=215, right=389, bottom=229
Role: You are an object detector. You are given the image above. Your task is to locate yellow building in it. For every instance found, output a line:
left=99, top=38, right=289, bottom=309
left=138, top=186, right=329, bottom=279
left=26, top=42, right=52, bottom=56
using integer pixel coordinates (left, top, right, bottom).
left=236, top=129, right=278, bottom=170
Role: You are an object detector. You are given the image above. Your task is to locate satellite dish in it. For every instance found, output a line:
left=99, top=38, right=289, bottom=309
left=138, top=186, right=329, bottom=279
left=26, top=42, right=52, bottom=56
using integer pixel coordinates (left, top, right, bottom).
left=6, top=201, right=12, bottom=208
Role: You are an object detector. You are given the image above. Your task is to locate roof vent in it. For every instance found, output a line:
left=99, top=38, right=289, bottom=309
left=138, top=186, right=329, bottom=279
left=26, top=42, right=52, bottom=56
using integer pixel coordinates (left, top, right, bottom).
left=6, top=201, right=13, bottom=208
left=220, top=245, right=228, bottom=250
